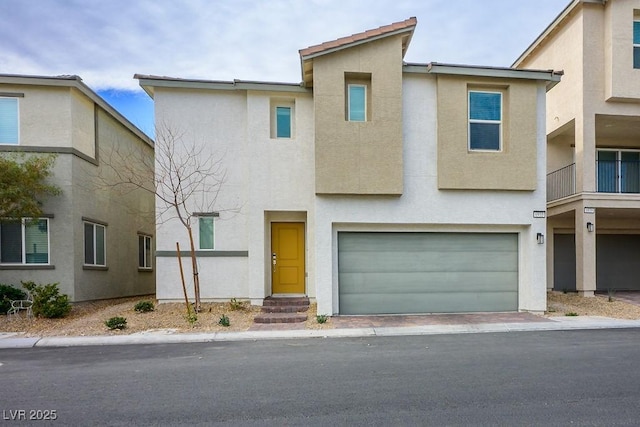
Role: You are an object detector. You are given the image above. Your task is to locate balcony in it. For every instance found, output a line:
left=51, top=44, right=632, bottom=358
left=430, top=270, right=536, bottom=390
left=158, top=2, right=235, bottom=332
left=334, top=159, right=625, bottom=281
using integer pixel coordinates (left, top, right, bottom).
left=547, top=163, right=575, bottom=201
left=547, top=160, right=640, bottom=202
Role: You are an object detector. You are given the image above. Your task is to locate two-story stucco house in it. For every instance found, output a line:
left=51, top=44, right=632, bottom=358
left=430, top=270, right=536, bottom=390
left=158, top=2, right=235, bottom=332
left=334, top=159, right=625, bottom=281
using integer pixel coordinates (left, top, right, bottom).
left=0, top=74, right=155, bottom=301
left=514, top=0, right=640, bottom=295
left=138, top=18, right=561, bottom=315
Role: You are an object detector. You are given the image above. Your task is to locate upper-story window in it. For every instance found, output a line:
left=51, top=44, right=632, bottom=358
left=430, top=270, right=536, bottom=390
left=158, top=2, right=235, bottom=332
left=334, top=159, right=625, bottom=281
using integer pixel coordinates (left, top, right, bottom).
left=468, top=91, right=502, bottom=151
left=0, top=97, right=19, bottom=145
left=634, top=20, right=640, bottom=69
left=0, top=218, right=50, bottom=265
left=276, top=106, right=291, bottom=138
left=270, top=99, right=295, bottom=139
left=348, top=84, right=366, bottom=122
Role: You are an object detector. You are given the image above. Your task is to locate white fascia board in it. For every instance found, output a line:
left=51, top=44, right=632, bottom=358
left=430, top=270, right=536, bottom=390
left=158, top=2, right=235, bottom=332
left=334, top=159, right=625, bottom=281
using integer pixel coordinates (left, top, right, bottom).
left=135, top=75, right=309, bottom=94
left=409, top=63, right=562, bottom=90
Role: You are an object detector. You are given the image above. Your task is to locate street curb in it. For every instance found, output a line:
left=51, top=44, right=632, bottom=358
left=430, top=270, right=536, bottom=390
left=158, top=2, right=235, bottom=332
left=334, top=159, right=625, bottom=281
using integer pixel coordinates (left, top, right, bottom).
left=2, top=317, right=640, bottom=349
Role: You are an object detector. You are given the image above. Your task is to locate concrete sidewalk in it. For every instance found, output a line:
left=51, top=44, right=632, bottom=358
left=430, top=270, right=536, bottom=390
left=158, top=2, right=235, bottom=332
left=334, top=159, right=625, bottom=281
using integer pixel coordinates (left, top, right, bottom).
left=2, top=315, right=640, bottom=349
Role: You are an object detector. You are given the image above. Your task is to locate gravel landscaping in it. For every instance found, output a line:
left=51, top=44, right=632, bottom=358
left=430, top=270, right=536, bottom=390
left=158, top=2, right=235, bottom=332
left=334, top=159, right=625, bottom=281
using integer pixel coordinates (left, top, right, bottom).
left=2, top=291, right=640, bottom=337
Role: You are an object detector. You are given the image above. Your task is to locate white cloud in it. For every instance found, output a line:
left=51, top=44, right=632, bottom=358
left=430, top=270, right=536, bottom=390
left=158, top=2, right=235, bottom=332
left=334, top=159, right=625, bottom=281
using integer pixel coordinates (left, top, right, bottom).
left=0, top=0, right=569, bottom=91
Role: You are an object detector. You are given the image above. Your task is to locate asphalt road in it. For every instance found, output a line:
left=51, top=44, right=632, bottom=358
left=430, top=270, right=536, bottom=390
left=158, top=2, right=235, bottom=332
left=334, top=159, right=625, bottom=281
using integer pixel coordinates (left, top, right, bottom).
left=1, top=329, right=640, bottom=426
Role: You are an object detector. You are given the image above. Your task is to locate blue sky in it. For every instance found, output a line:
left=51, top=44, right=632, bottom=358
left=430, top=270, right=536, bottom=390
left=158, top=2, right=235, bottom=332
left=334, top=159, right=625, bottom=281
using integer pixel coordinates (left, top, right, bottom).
left=0, top=0, right=569, bottom=137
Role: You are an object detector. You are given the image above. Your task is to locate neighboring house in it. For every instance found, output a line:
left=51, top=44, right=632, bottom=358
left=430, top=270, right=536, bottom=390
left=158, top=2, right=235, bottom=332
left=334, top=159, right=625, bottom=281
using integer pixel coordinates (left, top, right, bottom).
left=514, top=0, right=640, bottom=295
left=0, top=74, right=155, bottom=301
left=137, top=17, right=560, bottom=315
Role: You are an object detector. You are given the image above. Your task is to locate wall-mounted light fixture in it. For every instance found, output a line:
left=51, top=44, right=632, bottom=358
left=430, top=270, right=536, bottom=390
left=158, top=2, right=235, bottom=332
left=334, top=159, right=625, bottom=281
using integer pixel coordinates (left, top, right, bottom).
left=537, top=233, right=545, bottom=244
left=587, top=222, right=594, bottom=232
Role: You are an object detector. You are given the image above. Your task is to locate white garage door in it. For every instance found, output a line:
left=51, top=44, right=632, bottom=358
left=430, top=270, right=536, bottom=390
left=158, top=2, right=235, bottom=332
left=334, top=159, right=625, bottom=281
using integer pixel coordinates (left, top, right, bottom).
left=338, top=232, right=518, bottom=314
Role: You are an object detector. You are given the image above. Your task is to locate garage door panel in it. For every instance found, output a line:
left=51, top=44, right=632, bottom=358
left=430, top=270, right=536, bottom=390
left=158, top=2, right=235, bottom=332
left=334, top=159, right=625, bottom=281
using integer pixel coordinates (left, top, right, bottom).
left=339, top=233, right=517, bottom=253
left=338, top=232, right=518, bottom=314
left=340, top=291, right=518, bottom=315
left=339, top=271, right=518, bottom=294
left=339, top=251, right=517, bottom=273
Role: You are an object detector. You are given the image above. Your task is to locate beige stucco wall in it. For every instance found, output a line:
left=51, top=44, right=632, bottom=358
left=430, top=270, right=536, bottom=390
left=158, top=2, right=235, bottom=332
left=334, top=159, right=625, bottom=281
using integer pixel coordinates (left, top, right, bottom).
left=606, top=0, right=640, bottom=101
left=312, top=36, right=404, bottom=195
left=1, top=85, right=74, bottom=149
left=70, top=88, right=96, bottom=158
left=437, top=75, right=538, bottom=191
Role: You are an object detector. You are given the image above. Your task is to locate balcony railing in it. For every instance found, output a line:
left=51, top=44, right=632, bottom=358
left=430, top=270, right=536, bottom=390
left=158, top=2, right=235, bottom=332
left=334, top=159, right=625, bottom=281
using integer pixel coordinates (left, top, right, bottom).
left=547, top=161, right=640, bottom=201
left=547, top=163, right=575, bottom=201
left=596, top=160, right=640, bottom=193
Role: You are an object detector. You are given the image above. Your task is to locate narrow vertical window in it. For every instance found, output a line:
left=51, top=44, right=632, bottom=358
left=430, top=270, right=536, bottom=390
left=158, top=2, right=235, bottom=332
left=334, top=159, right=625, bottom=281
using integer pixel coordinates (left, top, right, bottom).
left=276, top=106, right=291, bottom=138
left=469, top=91, right=502, bottom=151
left=0, top=97, right=19, bottom=145
left=348, top=84, right=366, bottom=122
left=84, top=221, right=106, bottom=266
left=138, top=234, right=152, bottom=269
left=634, top=21, right=640, bottom=69
left=198, top=217, right=214, bottom=250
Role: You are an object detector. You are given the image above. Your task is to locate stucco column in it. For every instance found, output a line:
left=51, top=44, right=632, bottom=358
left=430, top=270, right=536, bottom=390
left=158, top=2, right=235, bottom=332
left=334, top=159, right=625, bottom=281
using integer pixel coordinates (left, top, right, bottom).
left=575, top=204, right=596, bottom=296
left=575, top=114, right=597, bottom=193
left=546, top=220, right=554, bottom=291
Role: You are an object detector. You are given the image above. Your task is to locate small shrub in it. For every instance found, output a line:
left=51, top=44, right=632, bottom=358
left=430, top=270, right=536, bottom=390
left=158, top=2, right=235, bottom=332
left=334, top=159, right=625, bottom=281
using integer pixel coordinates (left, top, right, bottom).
left=21, top=281, right=71, bottom=318
left=186, top=312, right=198, bottom=325
left=0, top=284, right=27, bottom=314
left=566, top=312, right=579, bottom=317
left=228, top=298, right=246, bottom=311
left=105, top=316, right=127, bottom=330
left=134, top=300, right=155, bottom=313
left=316, top=314, right=329, bottom=324
left=218, top=314, right=230, bottom=327
left=607, top=288, right=616, bottom=302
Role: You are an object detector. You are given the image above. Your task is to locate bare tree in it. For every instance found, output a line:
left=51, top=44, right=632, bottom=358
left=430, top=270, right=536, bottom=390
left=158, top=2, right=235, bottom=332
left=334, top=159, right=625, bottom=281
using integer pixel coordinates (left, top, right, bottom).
left=97, top=122, right=227, bottom=311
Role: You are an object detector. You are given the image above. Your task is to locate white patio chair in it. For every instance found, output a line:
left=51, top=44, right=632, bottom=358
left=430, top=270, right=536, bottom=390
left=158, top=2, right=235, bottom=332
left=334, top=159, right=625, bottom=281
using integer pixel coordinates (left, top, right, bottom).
left=7, top=291, right=34, bottom=319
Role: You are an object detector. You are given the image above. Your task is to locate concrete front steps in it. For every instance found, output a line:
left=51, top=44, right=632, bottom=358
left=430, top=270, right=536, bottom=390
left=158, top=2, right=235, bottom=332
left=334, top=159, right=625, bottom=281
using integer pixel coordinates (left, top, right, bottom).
left=254, top=296, right=310, bottom=324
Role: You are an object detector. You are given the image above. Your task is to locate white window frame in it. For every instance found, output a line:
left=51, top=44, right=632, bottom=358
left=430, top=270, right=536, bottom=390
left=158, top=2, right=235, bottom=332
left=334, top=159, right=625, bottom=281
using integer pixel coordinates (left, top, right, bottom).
left=0, top=218, right=50, bottom=265
left=347, top=84, right=367, bottom=122
left=138, top=234, right=152, bottom=270
left=84, top=221, right=106, bottom=267
left=597, top=148, right=640, bottom=193
left=634, top=20, right=640, bottom=69
left=0, top=96, right=20, bottom=145
left=275, top=106, right=292, bottom=139
left=468, top=90, right=503, bottom=152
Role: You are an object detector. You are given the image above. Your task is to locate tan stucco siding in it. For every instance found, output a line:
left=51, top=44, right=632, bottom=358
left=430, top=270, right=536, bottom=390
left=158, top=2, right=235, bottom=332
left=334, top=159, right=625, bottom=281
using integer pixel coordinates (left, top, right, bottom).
left=70, top=88, right=96, bottom=158
left=606, top=0, right=640, bottom=101
left=1, top=85, right=74, bottom=149
left=437, top=76, right=538, bottom=191
left=313, top=36, right=403, bottom=195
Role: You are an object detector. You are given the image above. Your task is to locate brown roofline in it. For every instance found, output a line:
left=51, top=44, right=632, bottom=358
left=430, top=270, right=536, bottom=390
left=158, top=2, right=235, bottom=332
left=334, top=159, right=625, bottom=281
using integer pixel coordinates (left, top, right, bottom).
left=299, top=17, right=417, bottom=59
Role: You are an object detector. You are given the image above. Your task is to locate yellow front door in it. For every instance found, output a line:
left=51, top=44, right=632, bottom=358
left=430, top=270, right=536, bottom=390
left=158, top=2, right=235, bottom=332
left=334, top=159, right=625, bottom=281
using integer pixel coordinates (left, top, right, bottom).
left=271, top=222, right=305, bottom=294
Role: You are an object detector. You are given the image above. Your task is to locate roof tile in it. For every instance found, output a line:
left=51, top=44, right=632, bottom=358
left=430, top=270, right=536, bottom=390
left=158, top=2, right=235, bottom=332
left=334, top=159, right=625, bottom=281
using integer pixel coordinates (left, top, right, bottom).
left=299, top=17, right=417, bottom=58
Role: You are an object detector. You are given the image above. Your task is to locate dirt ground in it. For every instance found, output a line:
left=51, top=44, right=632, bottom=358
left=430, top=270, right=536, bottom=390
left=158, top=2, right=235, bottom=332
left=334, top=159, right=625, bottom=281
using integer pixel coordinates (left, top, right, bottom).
left=2, top=292, right=640, bottom=337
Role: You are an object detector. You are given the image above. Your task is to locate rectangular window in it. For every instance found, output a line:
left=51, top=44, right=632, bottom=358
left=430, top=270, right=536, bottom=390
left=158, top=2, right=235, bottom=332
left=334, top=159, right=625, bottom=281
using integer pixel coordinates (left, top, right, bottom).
left=138, top=234, right=152, bottom=269
left=84, top=221, right=106, bottom=266
left=469, top=91, right=502, bottom=151
left=597, top=149, right=640, bottom=193
left=276, top=106, right=291, bottom=138
left=348, top=84, right=366, bottom=122
left=0, top=97, right=19, bottom=145
left=198, top=217, right=214, bottom=250
left=634, top=21, right=640, bottom=69
left=0, top=218, right=49, bottom=264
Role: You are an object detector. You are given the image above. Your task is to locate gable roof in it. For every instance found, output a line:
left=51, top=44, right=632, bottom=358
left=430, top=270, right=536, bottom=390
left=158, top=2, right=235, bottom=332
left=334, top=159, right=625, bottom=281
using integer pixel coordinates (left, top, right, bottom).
left=299, top=17, right=417, bottom=86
